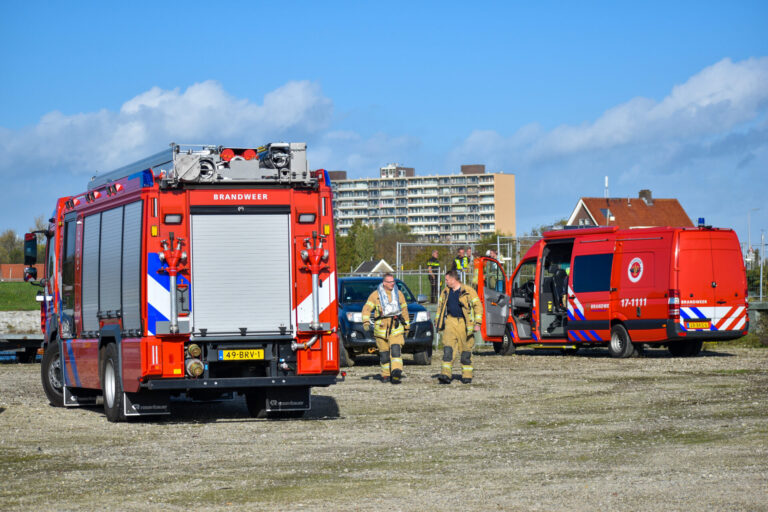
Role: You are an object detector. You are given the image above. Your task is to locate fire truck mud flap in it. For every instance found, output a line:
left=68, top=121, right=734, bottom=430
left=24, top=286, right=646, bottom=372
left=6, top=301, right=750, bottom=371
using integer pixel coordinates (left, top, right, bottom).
left=256, top=387, right=311, bottom=412
left=123, top=391, right=171, bottom=417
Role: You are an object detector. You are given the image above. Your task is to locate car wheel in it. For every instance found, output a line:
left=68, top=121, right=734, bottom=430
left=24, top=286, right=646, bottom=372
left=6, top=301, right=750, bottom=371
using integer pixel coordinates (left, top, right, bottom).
left=608, top=324, right=635, bottom=358
left=339, top=345, right=355, bottom=367
left=41, top=341, right=64, bottom=407
left=413, top=348, right=432, bottom=365
left=101, top=343, right=126, bottom=422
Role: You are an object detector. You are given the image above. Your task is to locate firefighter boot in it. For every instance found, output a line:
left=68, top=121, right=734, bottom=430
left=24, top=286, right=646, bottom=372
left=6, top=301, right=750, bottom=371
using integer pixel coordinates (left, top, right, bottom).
left=390, top=343, right=404, bottom=384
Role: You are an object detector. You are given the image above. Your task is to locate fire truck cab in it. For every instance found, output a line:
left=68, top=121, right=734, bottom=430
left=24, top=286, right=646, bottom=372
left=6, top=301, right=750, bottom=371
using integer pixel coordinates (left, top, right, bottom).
left=24, top=142, right=341, bottom=421
left=475, top=225, right=748, bottom=357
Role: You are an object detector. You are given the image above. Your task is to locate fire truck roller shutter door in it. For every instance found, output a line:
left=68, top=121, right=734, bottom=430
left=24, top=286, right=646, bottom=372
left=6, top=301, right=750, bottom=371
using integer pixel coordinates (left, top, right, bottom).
left=99, top=207, right=123, bottom=320
left=82, top=214, right=101, bottom=334
left=121, top=202, right=143, bottom=333
left=190, top=209, right=292, bottom=335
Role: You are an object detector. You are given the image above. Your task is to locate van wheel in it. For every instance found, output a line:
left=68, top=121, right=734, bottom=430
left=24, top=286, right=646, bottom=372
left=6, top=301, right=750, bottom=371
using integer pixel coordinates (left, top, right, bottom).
left=609, top=324, right=635, bottom=358
left=413, top=347, right=432, bottom=365
left=668, top=340, right=703, bottom=357
left=501, top=328, right=516, bottom=356
left=101, top=343, right=126, bottom=422
left=41, top=342, right=64, bottom=407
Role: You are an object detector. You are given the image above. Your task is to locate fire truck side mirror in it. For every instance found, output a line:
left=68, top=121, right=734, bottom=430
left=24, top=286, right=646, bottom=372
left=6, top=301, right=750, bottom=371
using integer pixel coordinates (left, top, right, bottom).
left=23, top=233, right=37, bottom=266
left=24, top=267, right=37, bottom=282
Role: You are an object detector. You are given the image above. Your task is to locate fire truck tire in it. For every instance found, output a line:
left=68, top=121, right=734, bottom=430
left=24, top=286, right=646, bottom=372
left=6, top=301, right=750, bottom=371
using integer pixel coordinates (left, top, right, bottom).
left=101, top=343, right=126, bottom=422
left=41, top=342, right=64, bottom=407
left=413, top=347, right=432, bottom=365
left=609, top=324, right=635, bottom=358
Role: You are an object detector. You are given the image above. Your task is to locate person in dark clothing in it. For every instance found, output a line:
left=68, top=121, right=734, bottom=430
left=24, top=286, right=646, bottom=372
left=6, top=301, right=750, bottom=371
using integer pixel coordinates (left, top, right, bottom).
left=427, top=250, right=440, bottom=303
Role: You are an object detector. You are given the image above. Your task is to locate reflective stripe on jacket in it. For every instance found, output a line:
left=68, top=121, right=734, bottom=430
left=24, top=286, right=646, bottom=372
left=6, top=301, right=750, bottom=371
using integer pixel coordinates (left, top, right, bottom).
left=362, top=289, right=410, bottom=338
left=435, top=284, right=483, bottom=334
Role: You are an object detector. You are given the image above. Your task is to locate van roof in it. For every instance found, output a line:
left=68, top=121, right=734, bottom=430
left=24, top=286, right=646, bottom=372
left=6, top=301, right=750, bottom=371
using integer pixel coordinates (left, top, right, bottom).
left=542, top=225, right=735, bottom=240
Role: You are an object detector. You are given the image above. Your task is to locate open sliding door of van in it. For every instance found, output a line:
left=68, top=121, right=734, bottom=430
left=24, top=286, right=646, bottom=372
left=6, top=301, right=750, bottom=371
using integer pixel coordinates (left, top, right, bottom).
left=476, top=257, right=508, bottom=341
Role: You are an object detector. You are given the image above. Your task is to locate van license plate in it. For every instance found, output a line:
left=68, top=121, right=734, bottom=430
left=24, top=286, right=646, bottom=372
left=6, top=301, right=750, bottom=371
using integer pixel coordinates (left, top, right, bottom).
left=218, top=349, right=264, bottom=361
left=685, top=320, right=711, bottom=330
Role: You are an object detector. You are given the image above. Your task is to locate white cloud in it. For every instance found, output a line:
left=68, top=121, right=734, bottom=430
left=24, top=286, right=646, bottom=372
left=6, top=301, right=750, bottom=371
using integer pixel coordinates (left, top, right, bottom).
left=451, top=57, right=768, bottom=166
left=0, top=80, right=334, bottom=175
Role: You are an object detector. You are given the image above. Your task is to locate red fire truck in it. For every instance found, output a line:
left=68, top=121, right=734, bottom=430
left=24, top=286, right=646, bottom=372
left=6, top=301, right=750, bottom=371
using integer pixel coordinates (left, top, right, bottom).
left=475, top=225, right=748, bottom=357
left=23, top=142, right=341, bottom=421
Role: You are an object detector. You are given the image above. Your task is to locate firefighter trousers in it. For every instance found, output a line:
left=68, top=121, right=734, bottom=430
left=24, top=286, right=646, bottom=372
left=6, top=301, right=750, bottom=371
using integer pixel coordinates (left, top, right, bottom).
left=441, top=316, right=474, bottom=379
left=376, top=335, right=404, bottom=378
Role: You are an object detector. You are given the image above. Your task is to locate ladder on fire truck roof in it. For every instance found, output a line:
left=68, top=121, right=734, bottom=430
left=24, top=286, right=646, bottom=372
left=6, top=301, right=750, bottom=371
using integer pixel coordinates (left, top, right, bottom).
left=88, top=142, right=314, bottom=191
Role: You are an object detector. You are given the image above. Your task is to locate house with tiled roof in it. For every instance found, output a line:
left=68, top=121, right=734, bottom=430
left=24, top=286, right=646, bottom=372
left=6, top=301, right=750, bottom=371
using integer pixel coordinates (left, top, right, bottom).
left=567, top=190, right=693, bottom=229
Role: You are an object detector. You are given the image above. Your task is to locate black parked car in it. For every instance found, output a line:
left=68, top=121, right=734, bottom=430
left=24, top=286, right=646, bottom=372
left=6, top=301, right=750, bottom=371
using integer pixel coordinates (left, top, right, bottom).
left=337, top=277, right=434, bottom=367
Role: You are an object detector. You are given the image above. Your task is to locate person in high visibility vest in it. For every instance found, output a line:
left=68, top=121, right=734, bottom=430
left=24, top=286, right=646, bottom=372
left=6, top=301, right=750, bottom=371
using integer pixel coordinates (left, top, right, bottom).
left=435, top=269, right=483, bottom=384
left=362, top=273, right=410, bottom=384
left=427, top=249, right=440, bottom=303
left=451, top=248, right=469, bottom=282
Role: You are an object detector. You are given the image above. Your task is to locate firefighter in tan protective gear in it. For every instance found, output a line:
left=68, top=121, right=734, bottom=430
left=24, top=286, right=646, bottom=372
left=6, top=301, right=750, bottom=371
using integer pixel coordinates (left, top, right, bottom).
left=362, top=273, right=410, bottom=384
left=435, top=269, right=483, bottom=384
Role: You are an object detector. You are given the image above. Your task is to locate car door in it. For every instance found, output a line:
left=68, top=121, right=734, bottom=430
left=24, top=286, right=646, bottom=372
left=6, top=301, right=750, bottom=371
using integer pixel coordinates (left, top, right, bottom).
left=477, top=257, right=508, bottom=340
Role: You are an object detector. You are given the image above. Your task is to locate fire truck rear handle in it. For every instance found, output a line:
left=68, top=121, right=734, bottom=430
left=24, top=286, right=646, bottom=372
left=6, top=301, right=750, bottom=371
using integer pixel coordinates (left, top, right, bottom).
left=291, top=335, right=319, bottom=351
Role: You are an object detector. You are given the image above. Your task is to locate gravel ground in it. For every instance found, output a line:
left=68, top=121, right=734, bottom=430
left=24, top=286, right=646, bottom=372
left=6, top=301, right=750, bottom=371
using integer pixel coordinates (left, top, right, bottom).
left=0, top=346, right=766, bottom=511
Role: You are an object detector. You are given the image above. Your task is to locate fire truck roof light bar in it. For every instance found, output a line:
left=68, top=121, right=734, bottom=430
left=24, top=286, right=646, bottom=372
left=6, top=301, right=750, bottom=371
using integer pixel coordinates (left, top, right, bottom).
left=88, top=148, right=174, bottom=190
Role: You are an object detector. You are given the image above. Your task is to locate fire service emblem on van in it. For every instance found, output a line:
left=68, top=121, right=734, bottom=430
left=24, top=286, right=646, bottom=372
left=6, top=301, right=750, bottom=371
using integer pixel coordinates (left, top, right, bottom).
left=628, top=257, right=644, bottom=283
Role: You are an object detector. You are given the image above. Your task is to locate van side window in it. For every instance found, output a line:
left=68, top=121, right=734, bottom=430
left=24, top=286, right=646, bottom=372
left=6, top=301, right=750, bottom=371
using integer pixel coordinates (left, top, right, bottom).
left=573, top=254, right=613, bottom=293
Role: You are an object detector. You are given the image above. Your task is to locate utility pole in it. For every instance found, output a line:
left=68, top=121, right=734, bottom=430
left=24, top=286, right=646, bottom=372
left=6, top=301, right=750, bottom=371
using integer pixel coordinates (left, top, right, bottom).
left=748, top=208, right=759, bottom=269
left=761, top=230, right=765, bottom=302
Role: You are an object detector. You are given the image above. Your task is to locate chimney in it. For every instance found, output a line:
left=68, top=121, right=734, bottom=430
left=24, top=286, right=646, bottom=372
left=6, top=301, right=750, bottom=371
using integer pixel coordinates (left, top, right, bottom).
left=639, top=189, right=653, bottom=205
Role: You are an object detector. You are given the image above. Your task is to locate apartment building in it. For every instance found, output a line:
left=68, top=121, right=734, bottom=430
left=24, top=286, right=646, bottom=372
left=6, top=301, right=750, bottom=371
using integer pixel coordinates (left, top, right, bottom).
left=329, top=164, right=516, bottom=242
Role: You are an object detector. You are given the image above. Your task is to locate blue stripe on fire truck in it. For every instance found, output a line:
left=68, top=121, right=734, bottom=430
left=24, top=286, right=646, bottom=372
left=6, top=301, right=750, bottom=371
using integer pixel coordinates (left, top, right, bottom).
left=65, top=340, right=81, bottom=387
left=146, top=253, right=190, bottom=336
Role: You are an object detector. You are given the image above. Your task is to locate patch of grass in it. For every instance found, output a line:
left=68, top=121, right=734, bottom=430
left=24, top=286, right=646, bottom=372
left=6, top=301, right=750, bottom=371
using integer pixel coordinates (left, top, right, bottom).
left=0, top=282, right=39, bottom=311
left=710, top=369, right=765, bottom=375
left=705, top=334, right=768, bottom=349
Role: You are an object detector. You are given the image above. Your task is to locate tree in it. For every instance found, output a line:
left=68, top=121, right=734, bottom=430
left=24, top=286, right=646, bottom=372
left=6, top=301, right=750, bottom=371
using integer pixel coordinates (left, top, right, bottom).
left=335, top=220, right=375, bottom=273
left=0, top=229, right=22, bottom=264
left=373, top=223, right=414, bottom=266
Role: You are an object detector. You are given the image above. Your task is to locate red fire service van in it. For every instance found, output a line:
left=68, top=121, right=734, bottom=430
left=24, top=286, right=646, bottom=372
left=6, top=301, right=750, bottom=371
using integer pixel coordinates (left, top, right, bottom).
left=23, top=142, right=341, bottom=421
left=475, top=225, right=748, bottom=358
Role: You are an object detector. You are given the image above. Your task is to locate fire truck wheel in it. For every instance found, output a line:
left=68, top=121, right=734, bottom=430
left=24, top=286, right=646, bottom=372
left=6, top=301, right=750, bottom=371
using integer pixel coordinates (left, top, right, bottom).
left=413, top=347, right=432, bottom=365
left=609, top=324, right=635, bottom=358
left=41, top=342, right=64, bottom=407
left=101, top=343, right=126, bottom=422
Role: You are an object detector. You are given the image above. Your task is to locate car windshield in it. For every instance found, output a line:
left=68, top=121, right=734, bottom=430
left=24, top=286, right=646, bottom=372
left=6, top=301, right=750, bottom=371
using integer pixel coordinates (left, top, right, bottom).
left=339, top=279, right=416, bottom=304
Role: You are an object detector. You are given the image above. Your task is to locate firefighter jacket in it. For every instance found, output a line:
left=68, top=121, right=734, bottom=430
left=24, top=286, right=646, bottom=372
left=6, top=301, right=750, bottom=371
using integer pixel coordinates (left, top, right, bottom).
left=435, top=284, right=483, bottom=335
left=362, top=288, right=410, bottom=339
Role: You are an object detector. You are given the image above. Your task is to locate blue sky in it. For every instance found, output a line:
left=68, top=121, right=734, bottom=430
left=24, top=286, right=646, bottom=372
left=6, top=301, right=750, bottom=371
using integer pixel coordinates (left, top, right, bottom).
left=1, top=1, right=767, bottom=248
